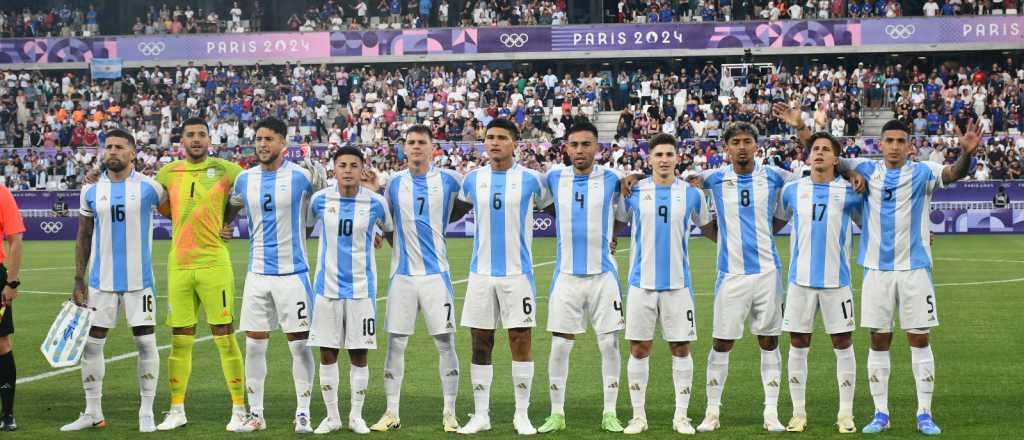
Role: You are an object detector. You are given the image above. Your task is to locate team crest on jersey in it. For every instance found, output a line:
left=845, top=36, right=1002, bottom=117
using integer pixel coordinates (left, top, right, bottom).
left=429, top=185, right=440, bottom=194
left=359, top=209, right=368, bottom=215
left=207, top=168, right=216, bottom=178
left=128, top=193, right=137, bottom=201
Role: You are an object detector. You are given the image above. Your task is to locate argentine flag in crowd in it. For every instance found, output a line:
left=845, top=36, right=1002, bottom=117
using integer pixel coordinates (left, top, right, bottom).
left=91, top=58, right=123, bottom=79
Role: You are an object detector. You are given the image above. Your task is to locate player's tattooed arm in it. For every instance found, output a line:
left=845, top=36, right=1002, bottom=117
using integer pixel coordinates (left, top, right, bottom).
left=449, top=199, right=473, bottom=224
left=943, top=118, right=982, bottom=184
left=700, top=219, right=718, bottom=243
left=73, top=215, right=94, bottom=306
left=618, top=172, right=646, bottom=198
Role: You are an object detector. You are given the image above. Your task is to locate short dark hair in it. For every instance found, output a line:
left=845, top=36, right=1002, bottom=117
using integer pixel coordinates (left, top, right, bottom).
left=180, top=117, right=209, bottom=132
left=722, top=121, right=759, bottom=143
left=880, top=119, right=911, bottom=137
left=255, top=117, right=288, bottom=139
left=104, top=128, right=136, bottom=149
left=485, top=118, right=519, bottom=140
left=566, top=118, right=598, bottom=140
left=404, top=124, right=433, bottom=141
left=332, top=146, right=364, bottom=164
left=648, top=133, right=677, bottom=151
left=806, top=132, right=842, bottom=156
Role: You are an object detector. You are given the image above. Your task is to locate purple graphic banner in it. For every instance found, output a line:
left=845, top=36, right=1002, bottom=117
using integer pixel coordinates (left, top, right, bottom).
left=2, top=17, right=1022, bottom=65
left=862, top=16, right=1022, bottom=45
left=0, top=37, right=116, bottom=64
left=117, top=33, right=331, bottom=62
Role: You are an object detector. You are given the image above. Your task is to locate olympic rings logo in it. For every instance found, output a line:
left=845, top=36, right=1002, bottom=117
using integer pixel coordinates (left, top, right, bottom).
left=40, top=221, right=64, bottom=234
left=137, top=42, right=166, bottom=56
left=499, top=33, right=529, bottom=48
left=533, top=217, right=552, bottom=230
left=884, top=25, right=916, bottom=39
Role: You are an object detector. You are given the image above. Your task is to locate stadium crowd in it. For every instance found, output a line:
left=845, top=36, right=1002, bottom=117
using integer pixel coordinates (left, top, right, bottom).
left=0, top=57, right=1021, bottom=190
left=1, top=0, right=1019, bottom=37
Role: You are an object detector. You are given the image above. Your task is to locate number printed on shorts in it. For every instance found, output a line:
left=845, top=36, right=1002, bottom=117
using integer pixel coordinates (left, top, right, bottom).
left=296, top=301, right=308, bottom=320
left=142, top=293, right=154, bottom=313
left=925, top=295, right=934, bottom=314
left=613, top=300, right=622, bottom=316
left=444, top=302, right=452, bottom=321
left=686, top=309, right=694, bottom=327
left=362, top=318, right=375, bottom=336
left=522, top=297, right=533, bottom=315
left=840, top=298, right=854, bottom=319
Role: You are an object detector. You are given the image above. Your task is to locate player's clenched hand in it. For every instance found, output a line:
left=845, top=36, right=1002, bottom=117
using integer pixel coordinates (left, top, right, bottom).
left=374, top=233, right=383, bottom=249
left=609, top=237, right=617, bottom=255
left=361, top=169, right=381, bottom=193
left=220, top=225, right=233, bottom=240
left=620, top=173, right=644, bottom=198
left=72, top=279, right=88, bottom=307
left=84, top=169, right=101, bottom=185
left=1, top=286, right=16, bottom=307
left=847, top=172, right=866, bottom=193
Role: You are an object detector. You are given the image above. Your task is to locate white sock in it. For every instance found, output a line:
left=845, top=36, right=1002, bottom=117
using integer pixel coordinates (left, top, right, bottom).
left=834, top=346, right=856, bottom=417
left=81, top=336, right=106, bottom=419
left=705, top=349, right=730, bottom=413
left=627, top=356, right=649, bottom=420
left=910, top=346, right=935, bottom=416
left=470, top=363, right=493, bottom=417
left=548, top=337, right=574, bottom=415
left=383, top=334, right=408, bottom=417
left=350, top=365, right=369, bottom=420
left=133, top=333, right=158, bottom=417
left=787, top=346, right=809, bottom=417
left=434, top=333, right=459, bottom=414
left=511, top=361, right=533, bottom=416
left=244, top=338, right=269, bottom=415
left=319, top=362, right=340, bottom=421
left=288, top=339, right=315, bottom=415
left=760, top=348, right=782, bottom=413
left=597, top=332, right=621, bottom=415
left=672, top=355, right=693, bottom=420
left=867, top=349, right=891, bottom=414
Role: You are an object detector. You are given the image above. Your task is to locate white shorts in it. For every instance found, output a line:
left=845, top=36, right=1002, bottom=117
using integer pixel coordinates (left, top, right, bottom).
left=547, top=271, right=625, bottom=335
left=239, top=272, right=314, bottom=333
left=88, top=287, right=157, bottom=329
left=385, top=272, right=456, bottom=336
left=461, top=273, right=537, bottom=330
left=712, top=270, right=785, bottom=340
left=624, top=286, right=697, bottom=342
left=782, top=284, right=856, bottom=335
left=861, top=269, right=938, bottom=332
left=308, top=296, right=377, bottom=350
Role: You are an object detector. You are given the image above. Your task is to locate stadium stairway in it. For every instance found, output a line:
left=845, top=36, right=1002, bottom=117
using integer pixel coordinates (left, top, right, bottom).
left=862, top=108, right=896, bottom=137
left=596, top=110, right=620, bottom=143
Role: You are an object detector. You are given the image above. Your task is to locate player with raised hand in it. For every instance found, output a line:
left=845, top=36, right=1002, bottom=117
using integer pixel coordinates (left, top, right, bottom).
left=227, top=117, right=322, bottom=433
left=455, top=118, right=551, bottom=435
left=306, top=146, right=394, bottom=434
left=775, top=132, right=863, bottom=434
left=154, top=117, right=248, bottom=432
left=620, top=134, right=717, bottom=435
left=61, top=129, right=165, bottom=433
left=536, top=120, right=629, bottom=434
left=842, top=119, right=982, bottom=436
left=362, top=125, right=470, bottom=433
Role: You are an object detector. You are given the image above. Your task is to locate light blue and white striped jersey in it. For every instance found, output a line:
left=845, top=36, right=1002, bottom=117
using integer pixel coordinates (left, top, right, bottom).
left=842, top=158, right=945, bottom=271
left=309, top=186, right=394, bottom=300
left=779, top=177, right=863, bottom=288
left=460, top=164, right=552, bottom=276
left=625, top=178, right=711, bottom=291
left=545, top=165, right=628, bottom=275
left=233, top=161, right=314, bottom=275
left=80, top=171, right=164, bottom=292
left=385, top=166, right=463, bottom=276
left=700, top=165, right=797, bottom=275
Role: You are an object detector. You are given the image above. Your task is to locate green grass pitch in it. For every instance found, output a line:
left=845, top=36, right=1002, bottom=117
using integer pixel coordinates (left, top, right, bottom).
left=10, top=235, right=1024, bottom=439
